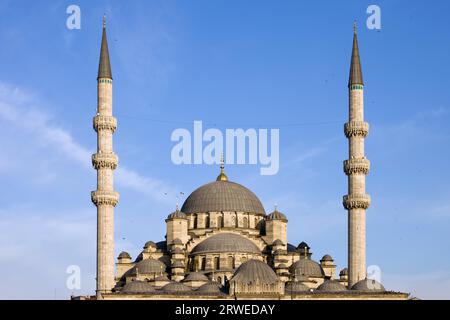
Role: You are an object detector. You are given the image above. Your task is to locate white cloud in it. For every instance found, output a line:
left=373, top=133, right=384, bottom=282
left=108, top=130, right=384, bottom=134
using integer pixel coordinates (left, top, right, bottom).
left=0, top=82, right=176, bottom=202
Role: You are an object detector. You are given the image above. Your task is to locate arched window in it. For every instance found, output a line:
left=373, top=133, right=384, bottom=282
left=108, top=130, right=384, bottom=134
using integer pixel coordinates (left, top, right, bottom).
left=217, top=276, right=222, bottom=285
left=255, top=217, right=259, bottom=229
left=214, top=257, right=220, bottom=270
left=205, top=215, right=210, bottom=228
left=194, top=215, right=198, bottom=229
left=243, top=217, right=248, bottom=228
left=228, top=256, right=235, bottom=269
left=231, top=215, right=236, bottom=228
left=201, top=257, right=206, bottom=271
left=217, top=216, right=223, bottom=228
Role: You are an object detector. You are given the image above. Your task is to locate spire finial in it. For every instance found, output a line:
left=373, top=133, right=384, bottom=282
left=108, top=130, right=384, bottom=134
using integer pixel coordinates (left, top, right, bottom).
left=353, top=20, right=357, bottom=34
left=216, top=152, right=228, bottom=181
left=103, top=15, right=106, bottom=29
left=98, top=15, right=112, bottom=79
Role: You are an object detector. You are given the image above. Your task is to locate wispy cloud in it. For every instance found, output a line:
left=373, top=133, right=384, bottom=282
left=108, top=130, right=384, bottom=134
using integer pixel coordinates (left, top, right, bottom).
left=0, top=82, right=176, bottom=202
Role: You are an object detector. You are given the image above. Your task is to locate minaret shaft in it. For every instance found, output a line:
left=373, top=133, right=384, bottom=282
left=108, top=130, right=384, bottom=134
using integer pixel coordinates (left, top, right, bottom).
left=344, top=25, right=370, bottom=288
left=92, top=20, right=118, bottom=299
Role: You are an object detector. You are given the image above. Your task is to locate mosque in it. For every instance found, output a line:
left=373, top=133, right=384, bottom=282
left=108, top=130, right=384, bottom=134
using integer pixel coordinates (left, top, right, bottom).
left=86, top=18, right=410, bottom=300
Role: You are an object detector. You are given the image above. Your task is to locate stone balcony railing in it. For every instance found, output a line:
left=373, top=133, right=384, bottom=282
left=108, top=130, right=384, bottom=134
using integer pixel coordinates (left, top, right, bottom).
left=343, top=194, right=371, bottom=210
left=344, top=121, right=369, bottom=138
left=93, top=115, right=117, bottom=132
left=92, top=152, right=118, bottom=170
left=343, top=158, right=370, bottom=175
left=91, top=190, right=119, bottom=207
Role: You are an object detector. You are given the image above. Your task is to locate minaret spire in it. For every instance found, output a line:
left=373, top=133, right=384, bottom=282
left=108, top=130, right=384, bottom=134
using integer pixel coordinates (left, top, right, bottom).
left=344, top=23, right=370, bottom=287
left=92, top=17, right=119, bottom=299
left=349, top=22, right=363, bottom=87
left=98, top=16, right=112, bottom=80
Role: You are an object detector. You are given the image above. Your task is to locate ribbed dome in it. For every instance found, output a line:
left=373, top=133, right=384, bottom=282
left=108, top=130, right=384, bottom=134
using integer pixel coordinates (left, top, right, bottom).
left=167, top=209, right=187, bottom=219
left=266, top=210, right=287, bottom=221
left=121, top=281, right=155, bottom=293
left=317, top=280, right=347, bottom=292
left=191, top=233, right=260, bottom=255
left=285, top=281, right=309, bottom=293
left=181, top=180, right=265, bottom=215
left=131, top=258, right=167, bottom=275
left=196, top=282, right=222, bottom=293
left=351, top=279, right=386, bottom=292
left=289, top=259, right=325, bottom=278
left=162, top=282, right=192, bottom=293
left=321, top=254, right=333, bottom=262
left=118, top=251, right=131, bottom=259
left=231, top=259, right=278, bottom=285
left=183, top=272, right=209, bottom=282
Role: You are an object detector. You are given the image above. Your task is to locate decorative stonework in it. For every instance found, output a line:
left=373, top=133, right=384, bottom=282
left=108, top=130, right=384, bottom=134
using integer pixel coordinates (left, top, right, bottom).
left=93, top=115, right=117, bottom=132
left=92, top=190, right=119, bottom=207
left=344, top=121, right=369, bottom=138
left=92, top=152, right=118, bottom=170
left=343, top=194, right=371, bottom=210
left=343, top=158, right=370, bottom=175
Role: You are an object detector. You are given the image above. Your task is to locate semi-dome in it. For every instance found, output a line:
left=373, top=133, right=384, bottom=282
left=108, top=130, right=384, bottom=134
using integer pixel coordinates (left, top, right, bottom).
left=183, top=272, right=209, bottom=282
left=289, top=259, right=325, bottom=278
left=181, top=180, right=266, bottom=215
left=285, top=281, right=309, bottom=293
left=317, top=280, right=347, bottom=292
left=131, top=258, right=167, bottom=275
left=351, top=278, right=386, bottom=292
left=230, top=259, right=278, bottom=285
left=162, top=282, right=192, bottom=293
left=190, top=233, right=260, bottom=255
left=121, top=281, right=155, bottom=293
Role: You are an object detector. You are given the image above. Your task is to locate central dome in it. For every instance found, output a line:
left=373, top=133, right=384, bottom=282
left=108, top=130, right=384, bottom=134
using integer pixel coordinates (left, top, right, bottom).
left=181, top=180, right=266, bottom=215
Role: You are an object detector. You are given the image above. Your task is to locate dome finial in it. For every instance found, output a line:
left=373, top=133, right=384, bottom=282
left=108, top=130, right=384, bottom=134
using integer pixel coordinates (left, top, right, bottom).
left=216, top=152, right=228, bottom=181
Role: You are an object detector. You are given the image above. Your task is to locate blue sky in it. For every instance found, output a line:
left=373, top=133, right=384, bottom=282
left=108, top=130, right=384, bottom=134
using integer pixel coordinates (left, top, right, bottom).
left=0, top=0, right=449, bottom=299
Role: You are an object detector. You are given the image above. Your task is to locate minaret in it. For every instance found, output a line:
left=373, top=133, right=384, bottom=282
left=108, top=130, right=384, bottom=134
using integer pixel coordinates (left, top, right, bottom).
left=343, top=23, right=371, bottom=287
left=91, top=17, right=119, bottom=298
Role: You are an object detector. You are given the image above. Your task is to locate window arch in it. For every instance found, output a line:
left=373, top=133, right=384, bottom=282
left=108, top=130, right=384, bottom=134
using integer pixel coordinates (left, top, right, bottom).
left=243, top=217, right=248, bottom=228
left=214, top=256, right=220, bottom=270
left=217, top=215, right=223, bottom=228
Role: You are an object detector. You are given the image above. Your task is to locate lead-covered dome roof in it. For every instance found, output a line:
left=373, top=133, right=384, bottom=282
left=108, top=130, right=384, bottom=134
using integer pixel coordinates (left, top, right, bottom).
left=231, top=259, right=279, bottom=285
left=289, top=259, right=325, bottom=278
left=190, top=233, right=260, bottom=255
left=131, top=258, right=167, bottom=275
left=181, top=180, right=266, bottom=215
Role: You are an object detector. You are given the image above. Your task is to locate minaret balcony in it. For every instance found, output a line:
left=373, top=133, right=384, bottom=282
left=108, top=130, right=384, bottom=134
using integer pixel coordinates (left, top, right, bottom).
left=92, top=152, right=118, bottom=170
left=343, top=158, right=370, bottom=175
left=343, top=194, right=371, bottom=210
left=91, top=190, right=119, bottom=207
left=344, top=121, right=369, bottom=138
left=93, top=115, right=117, bottom=132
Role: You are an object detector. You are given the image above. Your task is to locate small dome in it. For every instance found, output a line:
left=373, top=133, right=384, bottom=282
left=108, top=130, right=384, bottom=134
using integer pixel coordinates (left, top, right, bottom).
left=196, top=282, right=223, bottom=294
left=132, top=258, right=167, bottom=275
left=121, top=281, right=155, bottom=294
left=191, top=233, right=260, bottom=255
left=272, top=239, right=284, bottom=246
left=317, top=280, right=347, bottom=292
left=144, top=241, right=156, bottom=249
left=167, top=209, right=187, bottom=220
left=321, top=254, right=333, bottom=262
left=289, top=259, right=325, bottom=278
left=118, top=251, right=131, bottom=259
left=297, top=241, right=310, bottom=250
left=162, top=282, right=192, bottom=293
left=267, top=210, right=287, bottom=221
left=351, top=278, right=386, bottom=292
left=183, top=272, right=209, bottom=282
left=181, top=180, right=266, bottom=215
left=231, top=259, right=278, bottom=285
left=339, top=268, right=348, bottom=276
left=285, top=281, right=309, bottom=293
